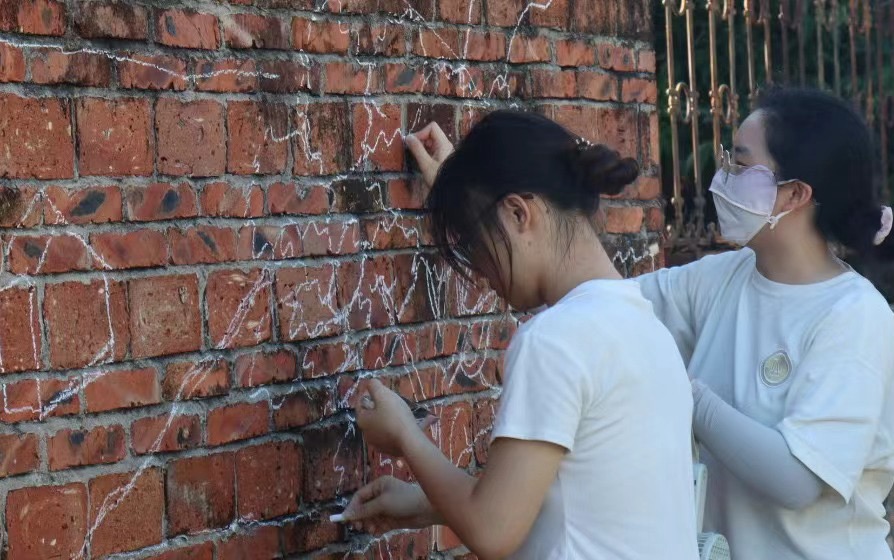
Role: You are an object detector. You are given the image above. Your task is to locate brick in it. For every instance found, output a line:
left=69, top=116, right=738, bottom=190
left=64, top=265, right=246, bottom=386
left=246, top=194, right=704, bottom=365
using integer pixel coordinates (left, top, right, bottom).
left=629, top=176, right=660, bottom=200
left=301, top=219, right=361, bottom=256
left=195, top=58, right=258, bottom=93
left=206, top=269, right=272, bottom=349
left=236, top=441, right=302, bottom=520
left=269, top=182, right=329, bottom=216
left=227, top=101, right=289, bottom=175
left=223, top=13, right=290, bottom=49
left=603, top=205, right=644, bottom=233
left=440, top=0, right=481, bottom=23
left=434, top=402, right=474, bottom=467
left=436, top=525, right=464, bottom=551
left=276, top=264, right=339, bottom=342
left=126, top=182, right=198, bottom=222
left=0, top=186, right=40, bottom=228
left=485, top=0, right=524, bottom=26
left=303, top=423, right=363, bottom=501
left=333, top=0, right=434, bottom=18
left=145, top=543, right=214, bottom=560
left=259, top=59, right=317, bottom=93
left=236, top=225, right=299, bottom=261
left=235, top=349, right=297, bottom=388
left=332, top=177, right=385, bottom=212
left=273, top=386, right=334, bottom=430
left=77, top=97, right=154, bottom=177
left=572, top=0, right=652, bottom=39
left=556, top=39, right=595, bottom=67
left=217, top=527, right=281, bottom=560
left=363, top=215, right=425, bottom=249
left=170, top=225, right=238, bottom=265
left=167, top=453, right=236, bottom=535
left=540, top=105, right=638, bottom=159
left=207, top=401, right=269, bottom=446
left=164, top=360, right=230, bottom=401
left=638, top=48, right=656, bottom=73
left=303, top=341, right=357, bottom=378
left=128, top=274, right=201, bottom=358
left=437, top=65, right=487, bottom=98
left=293, top=102, right=351, bottom=176
left=156, top=9, right=220, bottom=49
left=0, top=0, right=66, bottom=36
left=577, top=71, right=618, bottom=101
left=0, top=433, right=39, bottom=477
left=338, top=256, right=395, bottom=330
left=89, top=469, right=164, bottom=556
left=7, top=234, right=91, bottom=274
left=386, top=178, right=425, bottom=210
left=31, top=50, right=111, bottom=86
left=44, top=280, right=129, bottom=369
left=393, top=253, right=438, bottom=323
left=413, top=28, right=460, bottom=58
left=292, top=17, right=351, bottom=53
left=531, top=69, right=576, bottom=98
left=646, top=206, right=664, bottom=231
left=48, top=424, right=126, bottom=471
left=508, top=34, right=551, bottom=63
left=6, top=484, right=86, bottom=560
left=156, top=99, right=226, bottom=177
left=44, top=185, right=122, bottom=225
left=75, top=1, right=148, bottom=39
left=324, top=61, right=381, bottom=94
left=530, top=0, right=568, bottom=27
left=132, top=414, right=202, bottom=454
left=473, top=398, right=497, bottom=464
left=283, top=516, right=344, bottom=554
left=622, top=77, right=658, bottom=104
left=85, top=368, right=161, bottom=413
left=91, top=229, right=168, bottom=269
left=353, top=103, right=403, bottom=171
left=648, top=110, right=659, bottom=167
left=118, top=54, right=188, bottom=91
left=0, top=376, right=80, bottom=423
left=597, top=42, right=636, bottom=72
left=386, top=62, right=427, bottom=93
left=201, top=182, right=264, bottom=218
left=356, top=24, right=405, bottom=56
left=463, top=30, right=507, bottom=61
left=0, top=94, right=73, bottom=179
left=0, top=43, right=25, bottom=81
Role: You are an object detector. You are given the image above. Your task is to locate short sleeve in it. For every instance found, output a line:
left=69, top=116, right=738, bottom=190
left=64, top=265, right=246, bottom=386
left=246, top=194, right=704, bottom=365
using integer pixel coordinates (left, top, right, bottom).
left=778, top=296, right=894, bottom=502
left=491, top=329, right=593, bottom=452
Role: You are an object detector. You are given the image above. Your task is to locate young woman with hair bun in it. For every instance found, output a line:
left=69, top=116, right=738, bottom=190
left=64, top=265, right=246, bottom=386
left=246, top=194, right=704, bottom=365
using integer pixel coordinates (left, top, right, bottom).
left=339, top=110, right=700, bottom=560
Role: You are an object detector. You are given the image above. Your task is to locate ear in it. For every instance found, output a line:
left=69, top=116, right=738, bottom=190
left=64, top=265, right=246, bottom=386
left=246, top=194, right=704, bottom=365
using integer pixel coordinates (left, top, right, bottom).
left=778, top=180, right=814, bottom=213
left=498, top=194, right=534, bottom=233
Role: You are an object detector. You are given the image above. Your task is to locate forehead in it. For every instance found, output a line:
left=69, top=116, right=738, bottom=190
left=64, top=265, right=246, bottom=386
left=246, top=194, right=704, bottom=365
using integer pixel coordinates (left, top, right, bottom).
left=734, top=111, right=766, bottom=152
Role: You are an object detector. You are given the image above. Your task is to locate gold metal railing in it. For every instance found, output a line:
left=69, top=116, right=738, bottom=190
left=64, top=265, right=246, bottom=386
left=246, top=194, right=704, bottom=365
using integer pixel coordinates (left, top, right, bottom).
left=661, top=0, right=894, bottom=259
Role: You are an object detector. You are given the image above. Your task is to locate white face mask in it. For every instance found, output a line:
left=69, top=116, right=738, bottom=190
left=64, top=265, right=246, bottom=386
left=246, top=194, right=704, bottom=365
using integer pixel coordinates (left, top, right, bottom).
left=709, top=152, right=796, bottom=246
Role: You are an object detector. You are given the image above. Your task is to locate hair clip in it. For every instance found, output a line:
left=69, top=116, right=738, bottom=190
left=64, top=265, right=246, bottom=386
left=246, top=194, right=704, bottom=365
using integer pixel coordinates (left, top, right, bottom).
left=575, top=137, right=594, bottom=149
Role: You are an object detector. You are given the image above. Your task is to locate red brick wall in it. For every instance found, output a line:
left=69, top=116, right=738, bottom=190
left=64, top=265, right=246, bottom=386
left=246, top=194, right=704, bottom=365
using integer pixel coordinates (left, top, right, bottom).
left=0, top=1, right=658, bottom=558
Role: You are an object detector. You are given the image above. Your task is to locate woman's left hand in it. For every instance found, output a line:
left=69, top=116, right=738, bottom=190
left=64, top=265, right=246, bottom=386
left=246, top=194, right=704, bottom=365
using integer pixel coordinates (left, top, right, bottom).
left=355, top=378, right=421, bottom=457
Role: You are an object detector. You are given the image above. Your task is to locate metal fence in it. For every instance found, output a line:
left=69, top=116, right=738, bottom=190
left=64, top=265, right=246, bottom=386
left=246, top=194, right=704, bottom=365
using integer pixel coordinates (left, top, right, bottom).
left=659, top=0, right=894, bottom=260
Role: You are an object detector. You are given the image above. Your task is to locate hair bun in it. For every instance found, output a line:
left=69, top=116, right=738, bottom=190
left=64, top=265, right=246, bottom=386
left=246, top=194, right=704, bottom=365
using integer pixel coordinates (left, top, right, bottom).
left=571, top=142, right=639, bottom=197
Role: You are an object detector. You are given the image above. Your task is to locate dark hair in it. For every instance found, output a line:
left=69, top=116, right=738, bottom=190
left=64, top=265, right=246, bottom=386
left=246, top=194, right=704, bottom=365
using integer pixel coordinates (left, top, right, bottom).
left=755, top=86, right=892, bottom=257
left=426, top=110, right=639, bottom=283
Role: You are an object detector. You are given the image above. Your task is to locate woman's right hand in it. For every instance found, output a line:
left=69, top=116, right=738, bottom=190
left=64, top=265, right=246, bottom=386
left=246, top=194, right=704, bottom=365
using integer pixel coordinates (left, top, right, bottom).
left=342, top=476, right=439, bottom=534
left=405, top=122, right=455, bottom=188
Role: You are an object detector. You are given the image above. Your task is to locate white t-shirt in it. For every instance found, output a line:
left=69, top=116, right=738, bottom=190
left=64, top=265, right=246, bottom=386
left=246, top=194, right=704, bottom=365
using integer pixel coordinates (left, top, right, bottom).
left=491, top=279, right=699, bottom=560
left=637, top=249, right=894, bottom=560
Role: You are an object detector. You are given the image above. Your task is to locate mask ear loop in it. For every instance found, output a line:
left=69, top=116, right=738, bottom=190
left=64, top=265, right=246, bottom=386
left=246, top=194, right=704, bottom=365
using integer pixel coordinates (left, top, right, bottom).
left=766, top=178, right=802, bottom=230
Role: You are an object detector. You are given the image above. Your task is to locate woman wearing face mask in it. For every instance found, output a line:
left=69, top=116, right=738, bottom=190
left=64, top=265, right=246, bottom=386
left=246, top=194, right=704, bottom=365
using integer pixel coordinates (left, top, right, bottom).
left=338, top=111, right=700, bottom=560
left=636, top=86, right=894, bottom=560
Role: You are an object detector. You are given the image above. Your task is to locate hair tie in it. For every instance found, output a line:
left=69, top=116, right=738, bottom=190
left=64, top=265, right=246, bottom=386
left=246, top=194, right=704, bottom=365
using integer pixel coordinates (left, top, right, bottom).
left=873, top=206, right=893, bottom=246
left=575, top=137, right=593, bottom=150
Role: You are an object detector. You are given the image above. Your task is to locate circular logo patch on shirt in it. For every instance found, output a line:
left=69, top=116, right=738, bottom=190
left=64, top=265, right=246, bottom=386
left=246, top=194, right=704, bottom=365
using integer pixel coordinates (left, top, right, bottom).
left=760, top=351, right=793, bottom=386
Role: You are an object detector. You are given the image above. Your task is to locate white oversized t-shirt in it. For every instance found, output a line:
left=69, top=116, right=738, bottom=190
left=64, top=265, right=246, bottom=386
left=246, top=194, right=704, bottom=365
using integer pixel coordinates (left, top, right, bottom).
left=491, top=279, right=699, bottom=560
left=637, top=249, right=894, bottom=560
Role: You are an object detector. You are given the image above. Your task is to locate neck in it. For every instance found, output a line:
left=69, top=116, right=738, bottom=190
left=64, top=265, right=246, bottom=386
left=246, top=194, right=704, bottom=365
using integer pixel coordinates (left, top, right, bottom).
left=752, top=224, right=845, bottom=284
left=542, top=229, right=622, bottom=306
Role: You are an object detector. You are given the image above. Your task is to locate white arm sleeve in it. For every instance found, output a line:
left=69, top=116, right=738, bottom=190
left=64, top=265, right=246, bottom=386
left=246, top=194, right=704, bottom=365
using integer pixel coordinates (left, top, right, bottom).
left=692, top=381, right=824, bottom=510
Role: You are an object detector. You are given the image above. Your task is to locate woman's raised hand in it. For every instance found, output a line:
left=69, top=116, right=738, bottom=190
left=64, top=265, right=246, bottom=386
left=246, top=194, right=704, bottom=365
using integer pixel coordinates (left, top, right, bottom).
left=405, top=122, right=455, bottom=188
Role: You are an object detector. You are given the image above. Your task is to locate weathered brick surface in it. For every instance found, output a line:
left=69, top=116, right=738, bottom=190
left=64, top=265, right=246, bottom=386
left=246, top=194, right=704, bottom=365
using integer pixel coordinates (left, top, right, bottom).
left=0, top=0, right=659, bottom=557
